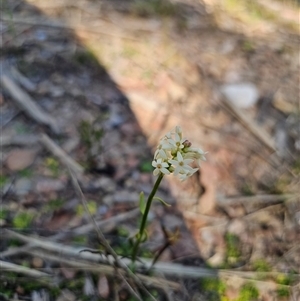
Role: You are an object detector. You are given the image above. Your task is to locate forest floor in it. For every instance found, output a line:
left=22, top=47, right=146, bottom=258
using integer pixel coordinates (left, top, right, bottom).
left=1, top=0, right=300, bottom=300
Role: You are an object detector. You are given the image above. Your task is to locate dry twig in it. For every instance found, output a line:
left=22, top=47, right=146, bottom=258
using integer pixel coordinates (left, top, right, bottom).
left=0, top=260, right=50, bottom=278
left=0, top=73, right=60, bottom=134
left=28, top=250, right=181, bottom=291
left=222, top=97, right=276, bottom=153
left=4, top=229, right=300, bottom=283
left=39, top=134, right=84, bottom=175
left=0, top=134, right=40, bottom=146
left=9, top=65, right=37, bottom=92
left=217, top=194, right=295, bottom=207
left=0, top=209, right=139, bottom=258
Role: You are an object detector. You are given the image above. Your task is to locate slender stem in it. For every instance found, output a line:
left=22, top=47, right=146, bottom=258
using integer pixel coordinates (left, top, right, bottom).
left=132, top=173, right=164, bottom=263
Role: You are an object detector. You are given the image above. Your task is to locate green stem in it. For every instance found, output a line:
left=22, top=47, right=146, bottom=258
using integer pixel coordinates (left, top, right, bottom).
left=132, top=173, right=164, bottom=263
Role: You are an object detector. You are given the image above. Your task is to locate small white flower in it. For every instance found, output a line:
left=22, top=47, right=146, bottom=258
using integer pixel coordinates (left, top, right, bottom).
left=155, top=149, right=168, bottom=160
left=167, top=133, right=185, bottom=152
left=152, top=158, right=170, bottom=176
left=178, top=167, right=199, bottom=181
left=157, top=133, right=174, bottom=151
left=183, top=147, right=207, bottom=165
left=175, top=126, right=182, bottom=139
left=152, top=126, right=207, bottom=180
left=169, top=152, right=194, bottom=176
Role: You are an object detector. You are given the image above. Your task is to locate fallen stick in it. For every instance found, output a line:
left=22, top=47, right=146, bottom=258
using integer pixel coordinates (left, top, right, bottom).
left=0, top=208, right=139, bottom=258
left=29, top=250, right=181, bottom=291
left=69, top=208, right=139, bottom=237
left=9, top=65, right=37, bottom=92
left=0, top=74, right=60, bottom=134
left=222, top=98, right=276, bottom=153
left=8, top=230, right=299, bottom=281
left=3, top=229, right=217, bottom=279
left=39, top=133, right=84, bottom=175
left=217, top=194, right=295, bottom=207
left=0, top=134, right=40, bottom=146
left=0, top=260, right=51, bottom=278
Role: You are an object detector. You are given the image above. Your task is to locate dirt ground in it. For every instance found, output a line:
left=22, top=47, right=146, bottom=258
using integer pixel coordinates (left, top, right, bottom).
left=1, top=0, right=300, bottom=300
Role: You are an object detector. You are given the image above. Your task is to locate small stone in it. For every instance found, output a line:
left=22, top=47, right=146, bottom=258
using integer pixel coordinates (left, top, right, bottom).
left=35, top=178, right=65, bottom=193
left=14, top=178, right=32, bottom=196
left=6, top=149, right=37, bottom=171
left=32, top=257, right=44, bottom=268
left=221, top=83, right=259, bottom=108
left=50, top=86, right=64, bottom=98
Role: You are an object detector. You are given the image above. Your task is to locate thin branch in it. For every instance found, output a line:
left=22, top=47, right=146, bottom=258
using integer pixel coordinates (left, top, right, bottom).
left=28, top=250, right=181, bottom=290
left=40, top=134, right=84, bottom=175
left=217, top=194, right=295, bottom=207
left=222, top=97, right=276, bottom=153
left=0, top=73, right=60, bottom=134
left=0, top=134, right=40, bottom=146
left=0, top=243, right=34, bottom=258
left=9, top=65, right=37, bottom=92
left=0, top=211, right=138, bottom=259
left=0, top=208, right=139, bottom=258
left=0, top=260, right=51, bottom=278
left=70, top=208, right=140, bottom=237
left=6, top=229, right=298, bottom=282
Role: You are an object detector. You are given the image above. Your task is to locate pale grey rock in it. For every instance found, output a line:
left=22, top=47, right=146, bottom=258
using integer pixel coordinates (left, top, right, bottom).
left=35, top=178, right=65, bottom=193
left=14, top=178, right=32, bottom=195
left=221, top=83, right=259, bottom=108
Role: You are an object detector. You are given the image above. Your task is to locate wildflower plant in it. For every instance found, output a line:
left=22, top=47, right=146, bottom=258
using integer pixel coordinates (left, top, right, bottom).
left=131, top=126, right=206, bottom=263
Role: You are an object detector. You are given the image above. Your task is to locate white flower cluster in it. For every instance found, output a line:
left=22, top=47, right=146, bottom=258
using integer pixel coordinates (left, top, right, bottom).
left=152, top=126, right=206, bottom=181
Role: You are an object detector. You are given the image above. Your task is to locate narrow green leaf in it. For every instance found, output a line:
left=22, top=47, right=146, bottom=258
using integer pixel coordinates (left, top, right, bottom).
left=153, top=196, right=171, bottom=207
left=139, top=191, right=146, bottom=214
